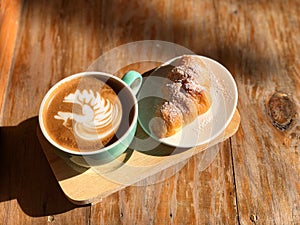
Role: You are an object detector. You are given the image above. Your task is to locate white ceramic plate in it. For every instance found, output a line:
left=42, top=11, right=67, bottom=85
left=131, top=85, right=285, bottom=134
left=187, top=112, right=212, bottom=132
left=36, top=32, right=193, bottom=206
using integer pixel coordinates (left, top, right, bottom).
left=137, top=55, right=238, bottom=148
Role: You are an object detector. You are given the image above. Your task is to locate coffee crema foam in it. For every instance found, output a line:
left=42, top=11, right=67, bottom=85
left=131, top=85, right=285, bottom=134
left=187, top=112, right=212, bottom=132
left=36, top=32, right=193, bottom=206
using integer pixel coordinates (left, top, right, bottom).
left=44, top=76, right=122, bottom=152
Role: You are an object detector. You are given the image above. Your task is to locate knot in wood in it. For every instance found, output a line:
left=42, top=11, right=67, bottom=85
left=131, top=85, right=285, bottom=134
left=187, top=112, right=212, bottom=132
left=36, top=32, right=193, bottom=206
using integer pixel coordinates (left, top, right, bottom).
left=267, top=92, right=296, bottom=131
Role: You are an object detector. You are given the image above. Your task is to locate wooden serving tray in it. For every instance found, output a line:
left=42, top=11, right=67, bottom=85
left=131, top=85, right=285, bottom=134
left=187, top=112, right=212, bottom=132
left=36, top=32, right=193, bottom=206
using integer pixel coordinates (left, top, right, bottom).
left=38, top=109, right=240, bottom=205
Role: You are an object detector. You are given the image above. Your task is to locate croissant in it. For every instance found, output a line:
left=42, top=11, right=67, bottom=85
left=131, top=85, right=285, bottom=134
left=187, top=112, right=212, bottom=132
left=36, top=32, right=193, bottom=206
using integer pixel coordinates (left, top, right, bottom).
left=151, top=55, right=211, bottom=138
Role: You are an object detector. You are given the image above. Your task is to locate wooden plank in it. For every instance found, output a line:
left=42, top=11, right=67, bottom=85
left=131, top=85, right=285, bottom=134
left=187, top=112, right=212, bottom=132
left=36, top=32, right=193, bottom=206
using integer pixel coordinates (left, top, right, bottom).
left=211, top=0, right=300, bottom=224
left=0, top=0, right=98, bottom=224
left=90, top=141, right=239, bottom=225
left=0, top=0, right=104, bottom=126
left=0, top=0, right=21, bottom=123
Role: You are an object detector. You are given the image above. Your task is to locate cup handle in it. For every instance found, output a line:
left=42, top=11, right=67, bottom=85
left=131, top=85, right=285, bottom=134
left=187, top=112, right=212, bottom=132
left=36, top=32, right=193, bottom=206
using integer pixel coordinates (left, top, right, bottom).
left=122, top=70, right=142, bottom=95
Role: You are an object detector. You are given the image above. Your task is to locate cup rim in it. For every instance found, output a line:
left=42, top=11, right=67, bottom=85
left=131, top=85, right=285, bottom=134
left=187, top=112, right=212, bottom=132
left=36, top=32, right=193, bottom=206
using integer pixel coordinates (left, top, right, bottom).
left=38, top=71, right=138, bottom=156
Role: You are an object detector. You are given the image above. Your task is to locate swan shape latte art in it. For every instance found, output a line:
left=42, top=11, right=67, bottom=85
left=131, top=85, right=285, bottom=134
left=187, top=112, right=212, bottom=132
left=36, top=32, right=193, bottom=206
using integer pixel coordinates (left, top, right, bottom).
left=54, top=89, right=122, bottom=144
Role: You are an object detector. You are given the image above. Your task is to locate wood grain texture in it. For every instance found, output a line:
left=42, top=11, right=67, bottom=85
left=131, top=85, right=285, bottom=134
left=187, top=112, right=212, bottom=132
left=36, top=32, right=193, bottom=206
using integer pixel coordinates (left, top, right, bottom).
left=0, top=0, right=106, bottom=126
left=217, top=1, right=300, bottom=224
left=90, top=142, right=238, bottom=225
left=0, top=0, right=299, bottom=224
left=0, top=0, right=21, bottom=121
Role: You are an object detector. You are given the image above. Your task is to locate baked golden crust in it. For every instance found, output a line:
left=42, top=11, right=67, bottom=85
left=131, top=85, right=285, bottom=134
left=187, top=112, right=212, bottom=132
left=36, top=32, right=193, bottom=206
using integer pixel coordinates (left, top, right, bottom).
left=151, top=55, right=211, bottom=138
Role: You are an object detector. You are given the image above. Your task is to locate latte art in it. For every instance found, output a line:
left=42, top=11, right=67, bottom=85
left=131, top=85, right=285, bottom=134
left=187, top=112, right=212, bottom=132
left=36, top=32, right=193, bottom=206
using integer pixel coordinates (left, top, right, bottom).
left=43, top=76, right=123, bottom=152
left=54, top=89, right=122, bottom=141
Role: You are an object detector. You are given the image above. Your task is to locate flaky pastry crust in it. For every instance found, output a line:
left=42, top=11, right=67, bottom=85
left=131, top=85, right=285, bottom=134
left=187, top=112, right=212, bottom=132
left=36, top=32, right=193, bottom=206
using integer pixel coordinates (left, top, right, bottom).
left=151, top=55, right=211, bottom=138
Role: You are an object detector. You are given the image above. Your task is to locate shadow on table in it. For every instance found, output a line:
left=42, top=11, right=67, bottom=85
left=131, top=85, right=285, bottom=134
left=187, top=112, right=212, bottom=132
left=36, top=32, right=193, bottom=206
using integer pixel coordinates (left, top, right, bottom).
left=19, top=0, right=279, bottom=80
left=0, top=115, right=192, bottom=218
left=0, top=117, right=82, bottom=217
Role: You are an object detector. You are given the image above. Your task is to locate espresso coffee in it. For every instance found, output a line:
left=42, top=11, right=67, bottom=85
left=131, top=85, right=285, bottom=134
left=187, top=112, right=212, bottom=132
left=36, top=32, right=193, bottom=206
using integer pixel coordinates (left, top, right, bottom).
left=43, top=76, right=123, bottom=152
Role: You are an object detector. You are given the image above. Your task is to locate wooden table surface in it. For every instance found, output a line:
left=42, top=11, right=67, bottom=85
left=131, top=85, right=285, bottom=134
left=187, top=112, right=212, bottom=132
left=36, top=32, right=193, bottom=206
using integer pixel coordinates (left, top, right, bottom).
left=0, top=0, right=299, bottom=224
